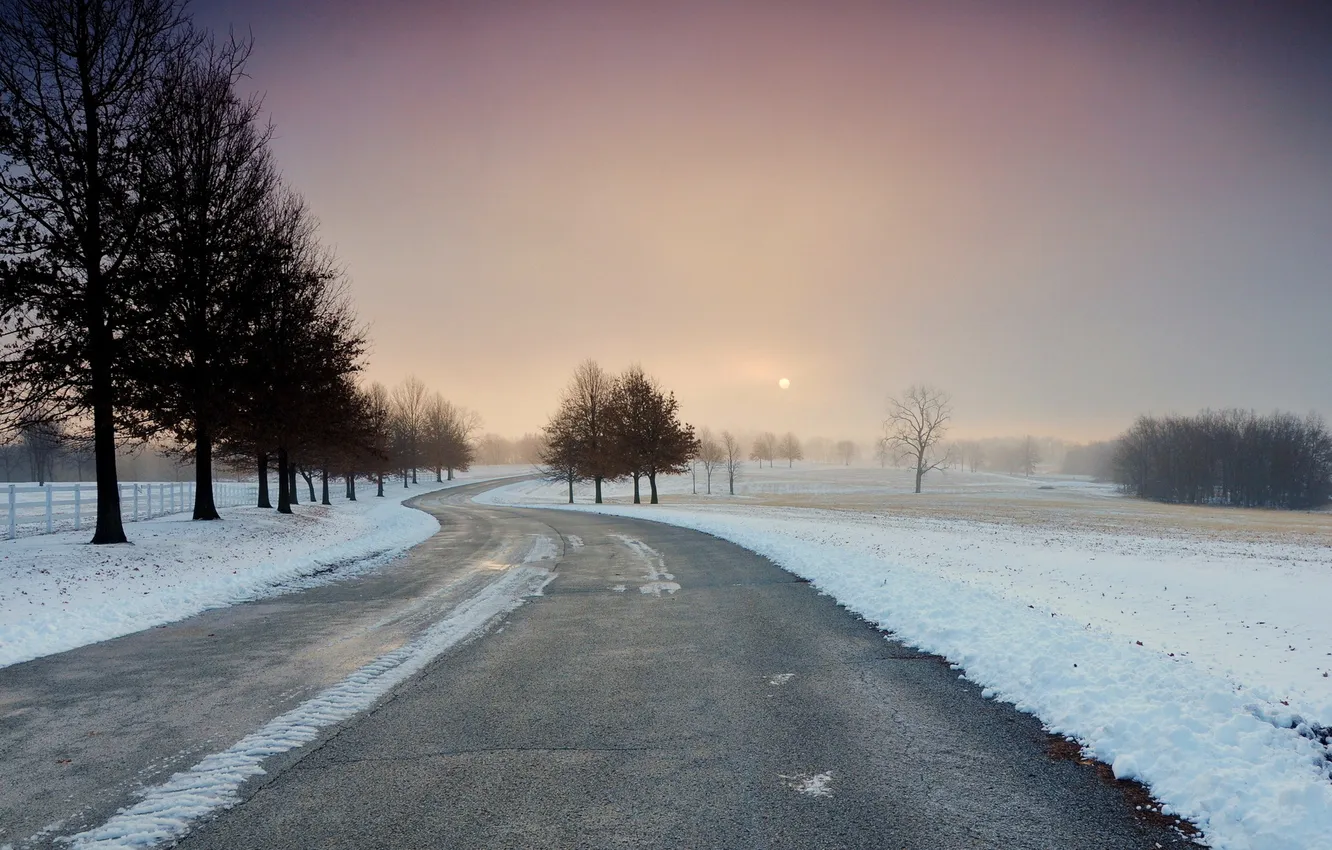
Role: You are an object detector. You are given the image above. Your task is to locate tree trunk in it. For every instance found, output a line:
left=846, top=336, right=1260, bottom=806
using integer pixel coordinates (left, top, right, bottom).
left=403, top=469, right=408, bottom=488
left=82, top=33, right=126, bottom=545
left=276, top=447, right=292, bottom=514
left=321, top=467, right=330, bottom=505
left=649, top=472, right=659, bottom=504
left=302, top=468, right=316, bottom=502
left=594, top=476, right=603, bottom=504
left=447, top=467, right=454, bottom=480
left=377, top=472, right=385, bottom=497
left=915, top=455, right=924, bottom=494
left=632, top=473, right=641, bottom=504
left=435, top=467, right=442, bottom=483
left=729, top=470, right=735, bottom=495
left=257, top=452, right=272, bottom=508
left=89, top=319, right=127, bottom=543
left=567, top=476, right=574, bottom=504
left=411, top=467, right=417, bottom=484
left=706, top=469, right=712, bottom=495
left=192, top=421, right=221, bottom=520
left=289, top=464, right=300, bottom=505
left=348, top=475, right=357, bottom=501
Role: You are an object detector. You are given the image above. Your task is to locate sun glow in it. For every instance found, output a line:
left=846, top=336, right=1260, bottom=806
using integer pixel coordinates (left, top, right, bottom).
left=778, top=378, right=790, bottom=390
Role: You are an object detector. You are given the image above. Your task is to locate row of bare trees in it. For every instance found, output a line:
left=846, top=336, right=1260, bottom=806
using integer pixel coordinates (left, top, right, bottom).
left=0, top=0, right=381, bottom=540
left=1114, top=410, right=1332, bottom=509
left=746, top=432, right=803, bottom=468
left=539, top=361, right=698, bottom=504
left=370, top=376, right=478, bottom=490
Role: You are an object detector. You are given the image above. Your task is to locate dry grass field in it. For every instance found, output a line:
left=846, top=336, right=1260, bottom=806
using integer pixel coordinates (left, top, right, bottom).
left=663, top=465, right=1332, bottom=546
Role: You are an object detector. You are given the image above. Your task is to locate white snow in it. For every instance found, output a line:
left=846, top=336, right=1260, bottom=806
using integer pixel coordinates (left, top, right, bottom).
left=479, top=472, right=1332, bottom=850
left=779, top=771, right=834, bottom=798
left=0, top=467, right=527, bottom=669
left=65, top=561, right=554, bottom=849
left=611, top=534, right=681, bottom=596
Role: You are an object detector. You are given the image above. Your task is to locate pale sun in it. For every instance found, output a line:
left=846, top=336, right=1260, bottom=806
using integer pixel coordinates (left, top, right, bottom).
left=778, top=378, right=791, bottom=390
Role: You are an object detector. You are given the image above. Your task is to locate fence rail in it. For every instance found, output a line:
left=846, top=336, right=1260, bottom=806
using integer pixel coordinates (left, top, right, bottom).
left=5, top=480, right=264, bottom=540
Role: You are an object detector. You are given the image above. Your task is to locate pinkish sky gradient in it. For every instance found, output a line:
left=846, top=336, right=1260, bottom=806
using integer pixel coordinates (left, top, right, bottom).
left=197, top=0, right=1332, bottom=441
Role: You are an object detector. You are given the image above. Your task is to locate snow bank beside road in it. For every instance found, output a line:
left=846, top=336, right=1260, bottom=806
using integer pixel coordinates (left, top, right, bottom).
left=0, top=470, right=522, bottom=669
left=479, top=479, right=1332, bottom=850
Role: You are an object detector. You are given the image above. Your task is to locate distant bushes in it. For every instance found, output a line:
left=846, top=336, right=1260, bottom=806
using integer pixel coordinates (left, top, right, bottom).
left=1113, top=410, right=1332, bottom=509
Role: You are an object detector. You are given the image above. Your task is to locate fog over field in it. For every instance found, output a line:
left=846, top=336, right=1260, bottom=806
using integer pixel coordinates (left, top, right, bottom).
left=190, top=0, right=1332, bottom=442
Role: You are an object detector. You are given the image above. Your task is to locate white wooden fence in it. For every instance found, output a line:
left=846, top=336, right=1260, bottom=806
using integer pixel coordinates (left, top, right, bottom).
left=4, top=480, right=262, bottom=540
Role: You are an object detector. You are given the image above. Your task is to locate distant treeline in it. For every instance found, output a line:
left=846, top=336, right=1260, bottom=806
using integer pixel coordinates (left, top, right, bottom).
left=1112, top=410, right=1332, bottom=509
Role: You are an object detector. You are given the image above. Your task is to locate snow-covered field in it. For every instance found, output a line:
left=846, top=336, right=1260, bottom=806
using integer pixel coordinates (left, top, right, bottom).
left=479, top=466, right=1332, bottom=850
left=0, top=466, right=528, bottom=669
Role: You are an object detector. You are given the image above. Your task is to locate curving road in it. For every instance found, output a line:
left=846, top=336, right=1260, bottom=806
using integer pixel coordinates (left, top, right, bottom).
left=1, top=481, right=1190, bottom=849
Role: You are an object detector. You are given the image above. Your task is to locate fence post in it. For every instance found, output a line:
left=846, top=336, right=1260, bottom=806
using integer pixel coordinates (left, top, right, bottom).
left=7, top=484, right=14, bottom=540
left=45, top=484, right=53, bottom=533
left=133, top=484, right=139, bottom=522
left=74, top=484, right=81, bottom=531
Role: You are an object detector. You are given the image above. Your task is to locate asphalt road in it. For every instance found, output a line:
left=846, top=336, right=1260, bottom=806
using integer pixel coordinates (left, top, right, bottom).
left=2, top=482, right=1191, bottom=849
left=0, top=480, right=552, bottom=848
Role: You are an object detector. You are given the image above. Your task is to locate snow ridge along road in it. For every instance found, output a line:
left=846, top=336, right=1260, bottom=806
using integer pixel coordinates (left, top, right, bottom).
left=0, top=468, right=527, bottom=669
left=478, top=477, right=1332, bottom=850
left=66, top=562, right=555, bottom=850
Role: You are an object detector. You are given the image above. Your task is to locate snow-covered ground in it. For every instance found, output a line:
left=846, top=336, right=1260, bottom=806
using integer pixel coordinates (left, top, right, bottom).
left=0, top=466, right=529, bottom=669
left=480, top=467, right=1332, bottom=850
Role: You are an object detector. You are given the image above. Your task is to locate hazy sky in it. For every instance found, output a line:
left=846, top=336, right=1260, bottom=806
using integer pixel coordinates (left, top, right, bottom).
left=196, top=0, right=1332, bottom=441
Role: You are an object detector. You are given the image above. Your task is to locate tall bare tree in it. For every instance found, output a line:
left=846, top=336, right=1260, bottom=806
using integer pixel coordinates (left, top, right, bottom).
left=0, top=0, right=197, bottom=542
left=697, top=427, right=724, bottom=495
left=721, top=429, right=743, bottom=496
left=885, top=384, right=953, bottom=493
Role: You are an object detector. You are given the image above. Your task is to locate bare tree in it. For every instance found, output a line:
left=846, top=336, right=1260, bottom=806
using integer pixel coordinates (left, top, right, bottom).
left=0, top=0, right=197, bottom=542
left=721, top=430, right=743, bottom=495
left=560, top=360, right=618, bottom=503
left=835, top=439, right=858, bottom=466
left=363, top=381, right=393, bottom=497
left=873, top=437, right=891, bottom=468
left=697, top=428, right=724, bottom=495
left=391, top=375, right=428, bottom=485
left=966, top=440, right=986, bottom=472
left=777, top=432, right=803, bottom=468
left=884, top=384, right=953, bottom=493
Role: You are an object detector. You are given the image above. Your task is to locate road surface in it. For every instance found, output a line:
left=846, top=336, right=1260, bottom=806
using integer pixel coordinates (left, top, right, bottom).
left=0, top=481, right=1190, bottom=848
